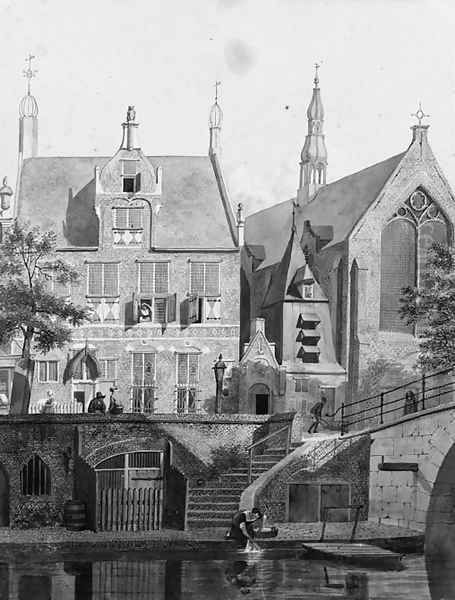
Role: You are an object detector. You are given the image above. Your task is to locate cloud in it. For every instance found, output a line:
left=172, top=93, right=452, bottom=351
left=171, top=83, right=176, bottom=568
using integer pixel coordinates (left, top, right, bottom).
left=224, top=39, right=255, bottom=75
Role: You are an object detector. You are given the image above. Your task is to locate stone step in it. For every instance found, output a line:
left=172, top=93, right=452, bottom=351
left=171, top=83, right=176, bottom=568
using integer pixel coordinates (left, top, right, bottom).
left=263, top=447, right=287, bottom=454
left=252, top=460, right=279, bottom=468
left=188, top=501, right=238, bottom=510
left=187, top=518, right=232, bottom=529
left=188, top=490, right=242, bottom=500
left=253, top=454, right=284, bottom=462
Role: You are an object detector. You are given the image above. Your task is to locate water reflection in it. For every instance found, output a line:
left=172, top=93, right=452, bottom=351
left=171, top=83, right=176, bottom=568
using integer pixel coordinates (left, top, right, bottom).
left=0, top=554, right=431, bottom=600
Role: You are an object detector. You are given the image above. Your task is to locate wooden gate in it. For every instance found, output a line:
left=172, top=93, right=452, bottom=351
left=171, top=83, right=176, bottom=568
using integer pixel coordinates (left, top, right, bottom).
left=98, top=487, right=162, bottom=531
left=95, top=451, right=163, bottom=531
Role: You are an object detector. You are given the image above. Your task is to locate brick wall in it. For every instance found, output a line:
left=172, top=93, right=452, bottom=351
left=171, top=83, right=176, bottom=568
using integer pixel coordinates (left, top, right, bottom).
left=247, top=436, right=370, bottom=522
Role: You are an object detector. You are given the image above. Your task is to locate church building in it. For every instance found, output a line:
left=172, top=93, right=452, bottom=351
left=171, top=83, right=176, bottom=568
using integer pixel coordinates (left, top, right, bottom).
left=242, top=65, right=455, bottom=424
left=0, top=60, right=242, bottom=413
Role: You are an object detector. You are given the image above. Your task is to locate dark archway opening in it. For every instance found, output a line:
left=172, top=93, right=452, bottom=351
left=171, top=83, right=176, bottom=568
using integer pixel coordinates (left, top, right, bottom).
left=0, top=464, right=9, bottom=526
left=425, top=441, right=455, bottom=599
left=255, top=394, right=269, bottom=415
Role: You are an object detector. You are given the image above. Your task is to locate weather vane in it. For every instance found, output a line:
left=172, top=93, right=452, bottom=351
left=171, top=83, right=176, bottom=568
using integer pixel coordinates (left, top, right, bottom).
left=23, top=53, right=37, bottom=95
left=314, top=62, right=321, bottom=86
left=411, top=102, right=429, bottom=126
left=214, top=80, right=221, bottom=103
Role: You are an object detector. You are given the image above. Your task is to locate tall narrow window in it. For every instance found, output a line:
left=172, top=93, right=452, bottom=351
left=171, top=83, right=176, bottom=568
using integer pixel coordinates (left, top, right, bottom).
left=37, top=361, right=58, bottom=383
left=21, top=455, right=51, bottom=495
left=176, top=353, right=199, bottom=414
left=99, top=359, right=117, bottom=381
left=87, top=263, right=119, bottom=297
left=190, top=262, right=220, bottom=296
left=380, top=219, right=416, bottom=333
left=138, top=262, right=169, bottom=295
left=131, top=352, right=156, bottom=414
left=122, top=160, right=140, bottom=193
left=379, top=191, right=449, bottom=333
left=113, top=207, right=144, bottom=230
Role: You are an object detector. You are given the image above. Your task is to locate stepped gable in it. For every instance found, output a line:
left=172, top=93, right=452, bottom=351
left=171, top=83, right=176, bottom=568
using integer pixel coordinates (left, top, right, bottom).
left=17, top=154, right=237, bottom=249
left=245, top=152, right=405, bottom=269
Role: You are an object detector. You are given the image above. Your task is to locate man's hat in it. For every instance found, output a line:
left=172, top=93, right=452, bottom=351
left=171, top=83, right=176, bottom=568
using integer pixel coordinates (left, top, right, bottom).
left=95, top=392, right=105, bottom=399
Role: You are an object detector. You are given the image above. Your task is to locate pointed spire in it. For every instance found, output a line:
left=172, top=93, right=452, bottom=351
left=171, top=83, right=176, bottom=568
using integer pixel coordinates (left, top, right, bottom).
left=297, top=63, right=328, bottom=205
left=209, top=81, right=223, bottom=155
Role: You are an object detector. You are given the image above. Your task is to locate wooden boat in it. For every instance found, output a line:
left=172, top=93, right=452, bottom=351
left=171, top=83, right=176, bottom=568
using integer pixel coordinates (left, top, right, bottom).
left=301, top=542, right=403, bottom=570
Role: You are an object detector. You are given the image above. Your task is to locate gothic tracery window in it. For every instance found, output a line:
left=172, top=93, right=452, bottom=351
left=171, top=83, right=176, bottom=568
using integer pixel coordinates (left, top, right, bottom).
left=379, top=190, right=449, bottom=333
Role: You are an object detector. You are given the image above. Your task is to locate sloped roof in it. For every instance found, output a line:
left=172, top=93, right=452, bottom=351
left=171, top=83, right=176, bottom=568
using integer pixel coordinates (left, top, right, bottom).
left=262, top=228, right=326, bottom=307
left=17, top=155, right=237, bottom=249
left=246, top=152, right=405, bottom=268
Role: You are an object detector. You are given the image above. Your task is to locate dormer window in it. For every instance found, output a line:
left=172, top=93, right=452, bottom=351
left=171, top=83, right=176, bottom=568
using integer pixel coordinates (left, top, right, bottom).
left=122, top=160, right=141, bottom=193
left=303, top=284, right=314, bottom=299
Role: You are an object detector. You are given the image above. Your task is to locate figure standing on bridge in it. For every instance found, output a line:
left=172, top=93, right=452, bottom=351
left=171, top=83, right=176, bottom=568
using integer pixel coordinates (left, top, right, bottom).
left=308, top=395, right=327, bottom=434
left=404, top=389, right=419, bottom=415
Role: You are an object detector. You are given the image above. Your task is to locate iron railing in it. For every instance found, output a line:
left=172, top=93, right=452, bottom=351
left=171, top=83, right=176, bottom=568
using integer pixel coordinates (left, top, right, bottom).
left=320, top=504, right=363, bottom=542
left=336, top=366, right=455, bottom=434
left=246, top=423, right=292, bottom=484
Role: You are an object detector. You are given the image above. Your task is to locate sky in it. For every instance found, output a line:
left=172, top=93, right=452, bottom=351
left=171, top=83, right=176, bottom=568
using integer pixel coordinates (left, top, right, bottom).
left=0, top=0, right=455, bottom=215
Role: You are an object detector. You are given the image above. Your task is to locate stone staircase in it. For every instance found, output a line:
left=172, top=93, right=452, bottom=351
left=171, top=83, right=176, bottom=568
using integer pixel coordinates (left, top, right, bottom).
left=186, top=445, right=294, bottom=529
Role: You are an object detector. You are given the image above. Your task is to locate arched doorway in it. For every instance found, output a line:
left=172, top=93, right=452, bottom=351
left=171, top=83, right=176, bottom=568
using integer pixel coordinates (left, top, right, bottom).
left=248, top=383, right=271, bottom=415
left=0, top=464, right=9, bottom=526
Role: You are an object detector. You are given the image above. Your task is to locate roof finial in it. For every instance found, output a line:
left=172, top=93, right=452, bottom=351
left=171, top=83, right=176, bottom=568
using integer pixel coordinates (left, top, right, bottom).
left=411, top=102, right=430, bottom=126
left=215, top=80, right=221, bottom=103
left=314, top=62, right=320, bottom=88
left=23, top=53, right=37, bottom=95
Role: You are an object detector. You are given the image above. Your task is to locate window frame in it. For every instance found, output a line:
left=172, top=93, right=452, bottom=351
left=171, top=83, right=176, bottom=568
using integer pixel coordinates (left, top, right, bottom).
left=86, top=262, right=120, bottom=298
left=37, top=360, right=59, bottom=383
left=189, top=261, right=221, bottom=297
left=99, top=358, right=118, bottom=382
left=112, top=207, right=144, bottom=230
left=137, top=261, right=170, bottom=296
left=130, top=352, right=157, bottom=414
left=175, top=352, right=200, bottom=414
left=21, top=455, right=51, bottom=496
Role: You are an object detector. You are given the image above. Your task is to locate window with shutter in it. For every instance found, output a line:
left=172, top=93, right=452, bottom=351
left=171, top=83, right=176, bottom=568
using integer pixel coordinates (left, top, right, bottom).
left=138, top=262, right=169, bottom=295
left=190, top=262, right=220, bottom=297
left=87, top=263, right=119, bottom=297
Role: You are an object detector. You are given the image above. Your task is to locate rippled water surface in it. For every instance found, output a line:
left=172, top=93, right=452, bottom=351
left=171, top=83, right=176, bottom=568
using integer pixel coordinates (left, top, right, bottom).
left=0, top=552, right=432, bottom=599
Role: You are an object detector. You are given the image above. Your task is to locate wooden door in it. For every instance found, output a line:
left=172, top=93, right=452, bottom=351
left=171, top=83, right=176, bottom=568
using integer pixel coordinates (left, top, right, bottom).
left=320, top=484, right=350, bottom=522
left=288, top=484, right=319, bottom=522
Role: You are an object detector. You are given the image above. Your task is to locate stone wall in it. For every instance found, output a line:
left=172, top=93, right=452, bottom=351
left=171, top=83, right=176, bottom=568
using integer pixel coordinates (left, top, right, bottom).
left=0, top=413, right=272, bottom=527
left=369, top=401, right=455, bottom=531
left=242, top=436, right=370, bottom=522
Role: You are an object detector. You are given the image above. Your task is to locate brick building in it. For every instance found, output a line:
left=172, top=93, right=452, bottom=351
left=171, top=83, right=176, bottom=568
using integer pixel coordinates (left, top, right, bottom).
left=1, top=67, right=242, bottom=414
left=242, top=67, right=455, bottom=420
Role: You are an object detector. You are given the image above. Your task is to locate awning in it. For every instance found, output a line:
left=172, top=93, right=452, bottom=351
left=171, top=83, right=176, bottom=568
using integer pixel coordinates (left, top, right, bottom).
left=63, top=345, right=101, bottom=384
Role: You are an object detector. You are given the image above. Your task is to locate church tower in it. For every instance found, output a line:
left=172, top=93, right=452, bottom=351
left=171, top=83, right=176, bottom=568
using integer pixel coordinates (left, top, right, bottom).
left=18, top=54, right=39, bottom=163
left=297, top=64, right=327, bottom=205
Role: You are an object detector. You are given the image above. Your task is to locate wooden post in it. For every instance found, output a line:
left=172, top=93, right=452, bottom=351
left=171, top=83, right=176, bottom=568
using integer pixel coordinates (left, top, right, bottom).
left=320, top=508, right=328, bottom=542
left=421, top=374, right=426, bottom=410
left=379, top=393, right=384, bottom=425
left=350, top=505, right=362, bottom=542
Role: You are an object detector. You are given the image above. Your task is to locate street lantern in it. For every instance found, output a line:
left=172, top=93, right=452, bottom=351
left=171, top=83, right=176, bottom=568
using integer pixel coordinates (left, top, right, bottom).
left=213, top=354, right=227, bottom=414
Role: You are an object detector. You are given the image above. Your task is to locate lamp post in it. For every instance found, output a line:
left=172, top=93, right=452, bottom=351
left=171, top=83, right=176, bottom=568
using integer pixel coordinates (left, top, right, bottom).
left=213, top=354, right=227, bottom=414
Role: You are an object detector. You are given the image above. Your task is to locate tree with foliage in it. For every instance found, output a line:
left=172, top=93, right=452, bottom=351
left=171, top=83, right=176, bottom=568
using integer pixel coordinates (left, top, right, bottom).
left=400, top=242, right=455, bottom=371
left=0, top=221, right=90, bottom=412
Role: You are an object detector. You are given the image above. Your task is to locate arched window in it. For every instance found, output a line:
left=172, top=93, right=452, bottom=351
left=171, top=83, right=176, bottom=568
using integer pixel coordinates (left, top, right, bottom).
left=380, top=190, right=449, bottom=333
left=21, top=455, right=51, bottom=496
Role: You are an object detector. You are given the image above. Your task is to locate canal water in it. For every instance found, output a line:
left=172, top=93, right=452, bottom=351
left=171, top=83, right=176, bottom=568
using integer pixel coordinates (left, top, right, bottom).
left=0, top=552, right=436, bottom=599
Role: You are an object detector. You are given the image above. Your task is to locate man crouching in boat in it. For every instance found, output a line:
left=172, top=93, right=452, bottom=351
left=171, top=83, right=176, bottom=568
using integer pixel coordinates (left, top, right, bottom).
left=228, top=508, right=264, bottom=550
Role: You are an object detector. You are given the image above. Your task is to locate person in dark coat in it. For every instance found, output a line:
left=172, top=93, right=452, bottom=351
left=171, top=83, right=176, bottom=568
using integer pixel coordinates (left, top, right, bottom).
left=87, top=391, right=106, bottom=414
left=228, top=508, right=263, bottom=549
left=308, top=396, right=327, bottom=434
left=404, top=389, right=419, bottom=415
left=108, top=387, right=123, bottom=415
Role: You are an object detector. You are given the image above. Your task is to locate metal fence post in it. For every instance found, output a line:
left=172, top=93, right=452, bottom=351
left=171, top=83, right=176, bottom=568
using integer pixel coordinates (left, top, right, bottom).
left=380, top=392, right=384, bottom=425
left=341, top=402, right=345, bottom=436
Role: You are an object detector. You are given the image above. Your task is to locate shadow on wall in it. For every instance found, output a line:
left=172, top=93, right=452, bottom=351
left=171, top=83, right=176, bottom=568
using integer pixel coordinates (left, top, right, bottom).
left=62, top=182, right=99, bottom=247
left=425, top=442, right=455, bottom=600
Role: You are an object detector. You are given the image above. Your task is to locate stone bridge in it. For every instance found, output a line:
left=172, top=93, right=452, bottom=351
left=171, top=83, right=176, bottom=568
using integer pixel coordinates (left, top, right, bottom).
left=364, top=399, right=455, bottom=544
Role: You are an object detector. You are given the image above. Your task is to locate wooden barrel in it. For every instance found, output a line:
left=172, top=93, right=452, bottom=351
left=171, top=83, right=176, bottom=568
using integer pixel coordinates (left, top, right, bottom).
left=63, top=500, right=87, bottom=531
